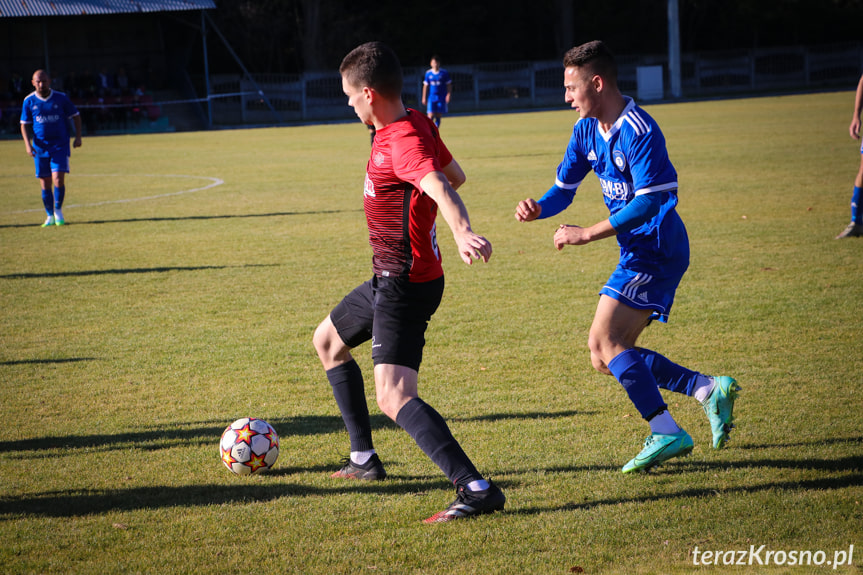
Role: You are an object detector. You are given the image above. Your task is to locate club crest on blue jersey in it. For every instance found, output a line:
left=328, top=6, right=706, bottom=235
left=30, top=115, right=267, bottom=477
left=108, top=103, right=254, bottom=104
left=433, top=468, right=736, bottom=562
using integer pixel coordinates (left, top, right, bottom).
left=613, top=149, right=627, bottom=172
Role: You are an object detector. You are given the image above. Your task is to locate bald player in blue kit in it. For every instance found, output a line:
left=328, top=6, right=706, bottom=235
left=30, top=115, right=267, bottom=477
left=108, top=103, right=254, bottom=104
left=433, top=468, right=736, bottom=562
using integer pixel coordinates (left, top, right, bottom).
left=515, top=41, right=740, bottom=473
left=20, top=69, right=82, bottom=227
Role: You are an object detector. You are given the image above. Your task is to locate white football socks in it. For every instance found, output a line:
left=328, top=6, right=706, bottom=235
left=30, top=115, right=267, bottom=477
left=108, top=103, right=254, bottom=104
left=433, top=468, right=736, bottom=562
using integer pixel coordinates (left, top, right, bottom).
left=648, top=410, right=681, bottom=435
left=693, top=375, right=716, bottom=403
left=350, top=450, right=376, bottom=466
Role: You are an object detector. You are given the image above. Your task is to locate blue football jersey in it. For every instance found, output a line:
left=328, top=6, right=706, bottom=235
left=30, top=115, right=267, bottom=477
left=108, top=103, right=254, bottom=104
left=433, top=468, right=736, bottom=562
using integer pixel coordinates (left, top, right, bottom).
left=20, top=90, right=79, bottom=155
left=423, top=69, right=451, bottom=102
left=555, top=97, right=688, bottom=274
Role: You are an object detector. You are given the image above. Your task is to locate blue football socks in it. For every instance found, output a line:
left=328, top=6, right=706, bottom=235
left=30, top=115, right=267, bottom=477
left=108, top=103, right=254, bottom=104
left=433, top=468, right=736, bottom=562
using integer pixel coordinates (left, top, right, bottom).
left=608, top=348, right=667, bottom=420
left=54, top=186, right=65, bottom=211
left=41, top=188, right=54, bottom=215
left=638, top=348, right=700, bottom=395
left=851, top=186, right=861, bottom=223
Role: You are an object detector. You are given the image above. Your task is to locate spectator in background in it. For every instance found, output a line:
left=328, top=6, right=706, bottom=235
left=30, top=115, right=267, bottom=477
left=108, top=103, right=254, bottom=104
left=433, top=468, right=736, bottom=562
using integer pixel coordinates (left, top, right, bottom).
left=9, top=72, right=25, bottom=102
left=98, top=67, right=115, bottom=96
left=116, top=67, right=130, bottom=95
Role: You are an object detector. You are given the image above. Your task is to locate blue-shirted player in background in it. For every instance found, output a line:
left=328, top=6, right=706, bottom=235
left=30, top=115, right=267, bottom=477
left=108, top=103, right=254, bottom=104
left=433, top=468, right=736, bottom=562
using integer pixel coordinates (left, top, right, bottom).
left=422, top=55, right=451, bottom=128
left=515, top=40, right=740, bottom=473
left=20, top=69, right=82, bottom=227
left=835, top=73, right=863, bottom=238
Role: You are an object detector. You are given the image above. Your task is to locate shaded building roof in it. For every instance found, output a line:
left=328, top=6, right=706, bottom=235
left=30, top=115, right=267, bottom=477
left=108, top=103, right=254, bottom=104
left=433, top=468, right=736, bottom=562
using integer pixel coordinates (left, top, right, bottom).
left=0, top=0, right=215, bottom=17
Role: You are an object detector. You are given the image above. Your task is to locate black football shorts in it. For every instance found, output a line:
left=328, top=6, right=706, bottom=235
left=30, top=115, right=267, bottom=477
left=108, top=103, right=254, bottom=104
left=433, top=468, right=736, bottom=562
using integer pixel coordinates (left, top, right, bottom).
left=330, top=274, right=444, bottom=371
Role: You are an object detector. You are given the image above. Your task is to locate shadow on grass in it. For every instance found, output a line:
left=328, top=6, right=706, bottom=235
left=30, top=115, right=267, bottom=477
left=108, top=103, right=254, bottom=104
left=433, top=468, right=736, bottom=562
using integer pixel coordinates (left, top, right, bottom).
left=515, top=472, right=863, bottom=516
left=0, top=358, right=97, bottom=366
left=0, top=478, right=452, bottom=519
left=670, top=453, right=863, bottom=474
left=0, top=263, right=278, bottom=280
left=0, top=416, right=354, bottom=455
left=450, top=409, right=594, bottom=423
left=0, top=209, right=362, bottom=230
left=513, top=452, right=863, bottom=516
left=0, top=410, right=587, bottom=455
left=736, top=436, right=863, bottom=450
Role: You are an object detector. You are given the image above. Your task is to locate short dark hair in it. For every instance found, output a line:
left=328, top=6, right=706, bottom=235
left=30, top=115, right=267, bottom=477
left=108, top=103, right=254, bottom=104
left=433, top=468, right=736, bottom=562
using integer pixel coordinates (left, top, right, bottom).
left=563, top=40, right=618, bottom=84
left=339, top=41, right=403, bottom=99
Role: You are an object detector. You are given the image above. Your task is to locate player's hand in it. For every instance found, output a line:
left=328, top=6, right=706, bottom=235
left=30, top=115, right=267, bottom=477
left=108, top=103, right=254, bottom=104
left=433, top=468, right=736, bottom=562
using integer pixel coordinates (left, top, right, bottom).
left=553, top=224, right=591, bottom=250
left=850, top=118, right=861, bottom=140
left=73, top=137, right=82, bottom=148
left=455, top=230, right=492, bottom=264
left=515, top=198, right=542, bottom=222
left=25, top=147, right=34, bottom=157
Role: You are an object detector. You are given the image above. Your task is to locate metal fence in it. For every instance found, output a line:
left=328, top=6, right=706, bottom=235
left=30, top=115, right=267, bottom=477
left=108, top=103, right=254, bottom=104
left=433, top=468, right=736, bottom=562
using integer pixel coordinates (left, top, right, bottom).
left=201, top=42, right=863, bottom=127
left=2, top=42, right=860, bottom=137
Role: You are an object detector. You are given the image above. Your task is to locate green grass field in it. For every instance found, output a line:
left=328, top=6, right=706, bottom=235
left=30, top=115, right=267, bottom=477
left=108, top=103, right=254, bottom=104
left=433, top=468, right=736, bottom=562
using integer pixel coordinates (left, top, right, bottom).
left=1, top=91, right=861, bottom=574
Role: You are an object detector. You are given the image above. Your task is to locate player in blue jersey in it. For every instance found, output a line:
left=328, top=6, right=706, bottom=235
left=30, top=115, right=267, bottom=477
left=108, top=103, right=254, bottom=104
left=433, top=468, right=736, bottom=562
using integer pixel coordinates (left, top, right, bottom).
left=20, top=70, right=82, bottom=227
left=836, top=73, right=863, bottom=238
left=515, top=41, right=740, bottom=473
left=422, top=55, right=451, bottom=128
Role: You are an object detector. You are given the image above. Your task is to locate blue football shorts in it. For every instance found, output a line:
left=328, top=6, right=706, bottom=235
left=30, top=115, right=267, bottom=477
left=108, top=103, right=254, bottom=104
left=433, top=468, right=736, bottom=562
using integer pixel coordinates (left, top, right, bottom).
left=599, top=263, right=685, bottom=323
left=427, top=100, right=447, bottom=115
left=33, top=150, right=70, bottom=178
left=330, top=275, right=444, bottom=371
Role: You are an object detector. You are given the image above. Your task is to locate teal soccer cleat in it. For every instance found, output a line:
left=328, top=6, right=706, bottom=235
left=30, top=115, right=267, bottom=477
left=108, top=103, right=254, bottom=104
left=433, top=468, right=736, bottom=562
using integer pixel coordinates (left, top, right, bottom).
left=622, top=429, right=694, bottom=473
left=702, top=376, right=740, bottom=449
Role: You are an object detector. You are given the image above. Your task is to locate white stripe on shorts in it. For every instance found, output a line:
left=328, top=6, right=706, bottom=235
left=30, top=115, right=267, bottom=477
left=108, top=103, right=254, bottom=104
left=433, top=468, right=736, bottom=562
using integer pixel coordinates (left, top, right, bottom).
left=622, top=272, right=653, bottom=300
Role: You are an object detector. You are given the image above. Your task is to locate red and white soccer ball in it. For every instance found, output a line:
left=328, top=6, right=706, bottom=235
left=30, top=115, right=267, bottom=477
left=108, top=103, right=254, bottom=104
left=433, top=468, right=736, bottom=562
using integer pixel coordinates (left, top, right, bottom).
left=219, top=417, right=279, bottom=475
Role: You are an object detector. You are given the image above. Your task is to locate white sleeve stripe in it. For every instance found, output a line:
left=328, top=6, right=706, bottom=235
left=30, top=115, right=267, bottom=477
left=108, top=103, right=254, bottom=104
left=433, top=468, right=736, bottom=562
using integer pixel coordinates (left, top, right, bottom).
left=634, top=182, right=678, bottom=195
left=624, top=111, right=650, bottom=135
left=555, top=177, right=582, bottom=190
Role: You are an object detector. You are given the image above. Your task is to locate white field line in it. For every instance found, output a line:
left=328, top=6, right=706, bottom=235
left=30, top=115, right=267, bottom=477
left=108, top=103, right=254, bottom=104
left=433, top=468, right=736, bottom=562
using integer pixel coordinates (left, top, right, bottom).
left=3, top=174, right=224, bottom=214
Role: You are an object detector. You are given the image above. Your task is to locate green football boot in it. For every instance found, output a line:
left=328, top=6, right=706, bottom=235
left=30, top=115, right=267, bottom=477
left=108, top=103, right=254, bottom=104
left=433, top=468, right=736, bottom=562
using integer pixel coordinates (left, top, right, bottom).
left=702, top=376, right=741, bottom=449
left=622, top=429, right=694, bottom=474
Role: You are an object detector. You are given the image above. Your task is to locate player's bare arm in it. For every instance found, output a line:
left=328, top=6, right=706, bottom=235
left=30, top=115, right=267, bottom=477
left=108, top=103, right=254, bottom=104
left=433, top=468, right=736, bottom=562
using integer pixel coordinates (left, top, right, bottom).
left=851, top=74, right=863, bottom=140
left=72, top=116, right=83, bottom=148
left=515, top=198, right=542, bottom=222
left=553, top=219, right=616, bottom=250
left=440, top=158, right=466, bottom=191
left=420, top=171, right=492, bottom=264
left=20, top=124, right=34, bottom=156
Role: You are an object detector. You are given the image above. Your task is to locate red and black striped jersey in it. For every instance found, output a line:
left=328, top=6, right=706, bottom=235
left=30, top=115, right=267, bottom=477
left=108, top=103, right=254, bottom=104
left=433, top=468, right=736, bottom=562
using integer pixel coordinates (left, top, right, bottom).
left=363, top=109, right=453, bottom=282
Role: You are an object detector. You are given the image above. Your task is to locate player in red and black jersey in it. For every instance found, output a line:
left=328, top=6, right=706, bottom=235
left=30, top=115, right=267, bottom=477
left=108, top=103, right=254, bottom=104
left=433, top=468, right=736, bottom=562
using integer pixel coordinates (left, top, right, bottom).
left=313, top=42, right=504, bottom=523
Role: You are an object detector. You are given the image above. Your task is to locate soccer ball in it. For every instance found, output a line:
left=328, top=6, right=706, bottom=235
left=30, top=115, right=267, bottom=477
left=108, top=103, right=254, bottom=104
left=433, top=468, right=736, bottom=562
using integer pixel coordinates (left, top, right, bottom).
left=219, top=417, right=279, bottom=475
